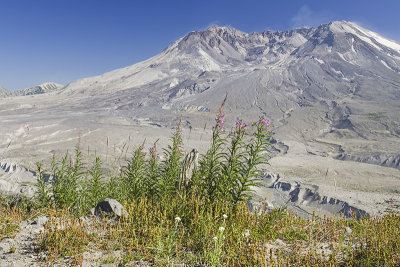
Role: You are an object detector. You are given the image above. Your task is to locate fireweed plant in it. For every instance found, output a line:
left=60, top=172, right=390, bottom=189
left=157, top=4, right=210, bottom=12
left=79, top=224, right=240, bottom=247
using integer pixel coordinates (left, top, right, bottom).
left=195, top=99, right=271, bottom=207
left=25, top=98, right=400, bottom=266
left=33, top=97, right=271, bottom=214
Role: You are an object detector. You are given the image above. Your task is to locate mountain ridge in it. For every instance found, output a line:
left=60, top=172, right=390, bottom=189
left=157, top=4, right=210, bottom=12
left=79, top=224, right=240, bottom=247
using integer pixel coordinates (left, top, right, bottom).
left=57, top=21, right=400, bottom=98
left=0, top=82, right=64, bottom=97
left=14, top=82, right=64, bottom=96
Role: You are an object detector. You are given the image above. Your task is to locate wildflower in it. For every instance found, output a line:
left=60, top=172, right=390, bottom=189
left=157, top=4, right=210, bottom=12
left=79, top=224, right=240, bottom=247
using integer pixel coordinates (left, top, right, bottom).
left=213, top=236, right=218, bottom=241
left=243, top=229, right=250, bottom=237
left=235, top=120, right=247, bottom=130
left=219, top=226, right=225, bottom=232
left=222, top=214, right=228, bottom=219
left=259, top=116, right=270, bottom=126
left=149, top=147, right=157, bottom=157
left=236, top=120, right=241, bottom=128
left=175, top=216, right=181, bottom=223
left=347, top=208, right=353, bottom=217
left=214, top=113, right=225, bottom=131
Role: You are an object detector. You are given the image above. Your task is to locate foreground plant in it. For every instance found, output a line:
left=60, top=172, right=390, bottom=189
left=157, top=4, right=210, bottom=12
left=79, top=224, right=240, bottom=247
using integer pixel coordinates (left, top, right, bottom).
left=196, top=97, right=271, bottom=206
left=33, top=97, right=272, bottom=214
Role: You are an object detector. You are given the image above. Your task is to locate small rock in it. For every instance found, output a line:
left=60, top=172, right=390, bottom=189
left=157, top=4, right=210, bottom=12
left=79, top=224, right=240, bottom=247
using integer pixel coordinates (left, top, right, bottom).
left=345, top=227, right=352, bottom=235
left=31, top=215, right=49, bottom=226
left=94, top=198, right=128, bottom=218
left=266, top=201, right=274, bottom=208
left=90, top=207, right=96, bottom=216
left=275, top=239, right=286, bottom=246
left=246, top=200, right=254, bottom=212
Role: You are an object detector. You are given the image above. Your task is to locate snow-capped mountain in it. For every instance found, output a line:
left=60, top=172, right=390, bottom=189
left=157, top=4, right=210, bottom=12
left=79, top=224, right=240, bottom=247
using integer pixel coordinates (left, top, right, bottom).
left=59, top=21, right=400, bottom=108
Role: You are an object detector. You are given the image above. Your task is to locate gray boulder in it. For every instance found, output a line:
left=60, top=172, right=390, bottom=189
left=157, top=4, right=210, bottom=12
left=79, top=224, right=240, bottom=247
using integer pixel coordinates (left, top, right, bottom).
left=94, top=198, right=129, bottom=218
left=30, top=215, right=49, bottom=226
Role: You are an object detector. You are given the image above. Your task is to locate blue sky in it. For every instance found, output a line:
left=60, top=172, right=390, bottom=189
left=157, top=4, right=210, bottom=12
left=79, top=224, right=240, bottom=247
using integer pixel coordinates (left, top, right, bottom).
left=1, top=0, right=399, bottom=90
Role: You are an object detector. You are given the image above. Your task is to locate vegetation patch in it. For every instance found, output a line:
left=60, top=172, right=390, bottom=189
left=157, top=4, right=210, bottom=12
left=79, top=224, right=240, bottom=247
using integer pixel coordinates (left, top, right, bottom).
left=367, top=112, right=385, bottom=120
left=0, top=198, right=30, bottom=240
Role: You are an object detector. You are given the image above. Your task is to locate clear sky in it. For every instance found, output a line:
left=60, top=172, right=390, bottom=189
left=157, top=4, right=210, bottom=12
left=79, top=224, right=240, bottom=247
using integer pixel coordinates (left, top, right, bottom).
left=1, top=0, right=399, bottom=90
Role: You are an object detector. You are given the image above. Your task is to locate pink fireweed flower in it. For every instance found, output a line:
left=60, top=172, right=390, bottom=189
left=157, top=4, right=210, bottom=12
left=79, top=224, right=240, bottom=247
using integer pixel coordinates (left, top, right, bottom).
left=347, top=208, right=353, bottom=217
left=235, top=120, right=247, bottom=130
left=214, top=113, right=225, bottom=132
left=259, top=116, right=270, bottom=126
left=149, top=144, right=158, bottom=158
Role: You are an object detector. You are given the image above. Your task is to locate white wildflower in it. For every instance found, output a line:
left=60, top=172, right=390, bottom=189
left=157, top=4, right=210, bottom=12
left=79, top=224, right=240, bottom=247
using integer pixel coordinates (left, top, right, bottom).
left=175, top=216, right=181, bottom=223
left=243, top=229, right=250, bottom=237
left=219, top=226, right=225, bottom=232
left=213, top=236, right=218, bottom=241
left=222, top=214, right=228, bottom=219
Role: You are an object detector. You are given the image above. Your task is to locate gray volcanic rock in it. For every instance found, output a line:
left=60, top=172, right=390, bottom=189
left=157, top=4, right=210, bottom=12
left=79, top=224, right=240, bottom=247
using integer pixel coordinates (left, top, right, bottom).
left=94, top=198, right=128, bottom=218
left=336, top=153, right=400, bottom=170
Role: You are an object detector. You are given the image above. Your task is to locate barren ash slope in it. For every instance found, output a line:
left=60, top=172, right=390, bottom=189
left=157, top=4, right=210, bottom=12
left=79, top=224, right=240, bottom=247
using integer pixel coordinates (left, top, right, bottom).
left=1, top=21, right=400, bottom=216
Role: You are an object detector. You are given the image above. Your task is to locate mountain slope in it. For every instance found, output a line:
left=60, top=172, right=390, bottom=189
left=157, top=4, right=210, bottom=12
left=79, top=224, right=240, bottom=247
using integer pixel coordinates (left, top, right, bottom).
left=58, top=21, right=400, bottom=116
left=55, top=20, right=400, bottom=169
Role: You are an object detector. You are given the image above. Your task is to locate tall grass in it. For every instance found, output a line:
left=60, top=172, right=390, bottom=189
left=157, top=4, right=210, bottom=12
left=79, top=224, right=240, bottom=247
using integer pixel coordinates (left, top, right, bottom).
left=34, top=99, right=271, bottom=215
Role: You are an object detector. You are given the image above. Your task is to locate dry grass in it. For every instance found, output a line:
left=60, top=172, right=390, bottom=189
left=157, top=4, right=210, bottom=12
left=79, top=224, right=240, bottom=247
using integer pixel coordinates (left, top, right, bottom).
left=31, top=198, right=400, bottom=266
